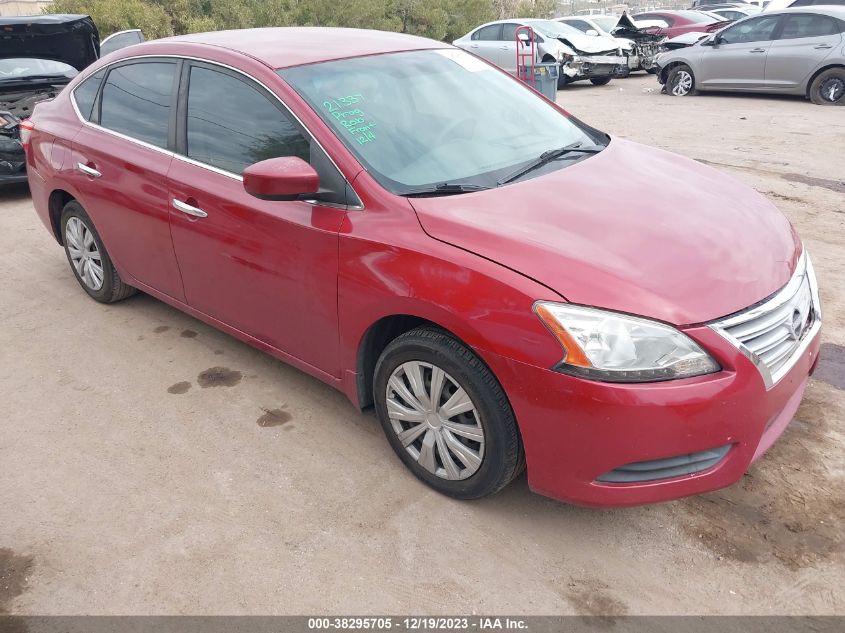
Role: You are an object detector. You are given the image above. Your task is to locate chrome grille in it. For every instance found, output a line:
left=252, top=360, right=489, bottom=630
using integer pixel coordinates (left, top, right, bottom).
left=710, top=252, right=821, bottom=389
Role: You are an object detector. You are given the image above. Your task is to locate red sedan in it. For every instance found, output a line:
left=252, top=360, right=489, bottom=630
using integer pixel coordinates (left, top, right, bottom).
left=634, top=10, right=729, bottom=38
left=25, top=28, right=821, bottom=506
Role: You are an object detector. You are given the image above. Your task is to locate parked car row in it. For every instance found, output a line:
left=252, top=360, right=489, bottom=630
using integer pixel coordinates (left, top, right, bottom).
left=453, top=19, right=629, bottom=87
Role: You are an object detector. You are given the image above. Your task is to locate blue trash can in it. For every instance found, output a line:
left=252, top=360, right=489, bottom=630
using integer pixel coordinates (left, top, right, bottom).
left=519, top=62, right=559, bottom=101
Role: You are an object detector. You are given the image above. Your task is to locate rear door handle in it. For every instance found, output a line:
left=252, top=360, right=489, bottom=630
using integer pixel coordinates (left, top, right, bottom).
left=749, top=48, right=766, bottom=53
left=814, top=44, right=833, bottom=49
left=172, top=199, right=207, bottom=218
left=76, top=162, right=101, bottom=178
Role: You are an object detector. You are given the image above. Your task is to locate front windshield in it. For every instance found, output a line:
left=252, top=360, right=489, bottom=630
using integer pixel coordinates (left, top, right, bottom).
left=591, top=17, right=618, bottom=32
left=279, top=49, right=604, bottom=194
left=0, top=58, right=77, bottom=80
left=524, top=19, right=584, bottom=38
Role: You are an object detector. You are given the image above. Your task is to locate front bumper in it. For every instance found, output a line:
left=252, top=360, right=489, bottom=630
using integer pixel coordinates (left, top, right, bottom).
left=480, top=324, right=821, bottom=507
left=562, top=55, right=627, bottom=80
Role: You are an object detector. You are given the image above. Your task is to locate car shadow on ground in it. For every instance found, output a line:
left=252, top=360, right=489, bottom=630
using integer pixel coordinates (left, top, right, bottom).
left=1, top=183, right=31, bottom=201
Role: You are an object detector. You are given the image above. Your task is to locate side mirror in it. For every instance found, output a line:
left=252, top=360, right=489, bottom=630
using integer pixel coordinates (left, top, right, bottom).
left=243, top=156, right=320, bottom=202
left=704, top=35, right=720, bottom=46
left=586, top=29, right=599, bottom=36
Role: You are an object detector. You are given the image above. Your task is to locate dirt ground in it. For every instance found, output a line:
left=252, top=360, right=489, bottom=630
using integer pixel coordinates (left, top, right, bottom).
left=0, top=73, right=843, bottom=615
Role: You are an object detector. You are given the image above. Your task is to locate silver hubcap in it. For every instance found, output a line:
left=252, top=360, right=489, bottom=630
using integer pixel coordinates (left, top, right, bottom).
left=65, top=217, right=104, bottom=290
left=386, top=361, right=484, bottom=481
left=672, top=70, right=693, bottom=96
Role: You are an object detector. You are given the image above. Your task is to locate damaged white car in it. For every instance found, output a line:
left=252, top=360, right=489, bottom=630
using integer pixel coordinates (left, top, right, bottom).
left=454, top=19, right=628, bottom=87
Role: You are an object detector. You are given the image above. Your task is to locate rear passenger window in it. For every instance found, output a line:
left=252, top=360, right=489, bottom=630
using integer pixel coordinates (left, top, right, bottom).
left=185, top=65, right=310, bottom=175
left=72, top=69, right=105, bottom=121
left=779, top=14, right=839, bottom=38
left=100, top=62, right=175, bottom=148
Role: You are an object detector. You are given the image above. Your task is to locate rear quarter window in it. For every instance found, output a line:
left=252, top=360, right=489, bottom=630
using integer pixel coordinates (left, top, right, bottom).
left=72, top=69, right=105, bottom=121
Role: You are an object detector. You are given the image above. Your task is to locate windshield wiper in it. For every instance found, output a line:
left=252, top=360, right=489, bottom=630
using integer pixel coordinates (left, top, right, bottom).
left=496, top=142, right=604, bottom=186
left=401, top=183, right=490, bottom=198
left=0, top=74, right=71, bottom=83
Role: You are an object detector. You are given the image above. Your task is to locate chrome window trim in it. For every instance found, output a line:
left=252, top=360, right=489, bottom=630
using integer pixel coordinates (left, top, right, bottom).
left=709, top=250, right=822, bottom=390
left=70, top=53, right=364, bottom=211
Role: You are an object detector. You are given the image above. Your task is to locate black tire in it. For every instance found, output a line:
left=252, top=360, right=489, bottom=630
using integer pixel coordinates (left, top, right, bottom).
left=666, top=64, right=697, bottom=97
left=590, top=76, right=612, bottom=86
left=60, top=200, right=137, bottom=303
left=373, top=327, right=524, bottom=500
left=646, top=67, right=658, bottom=74
left=808, top=68, right=845, bottom=106
left=557, top=74, right=570, bottom=89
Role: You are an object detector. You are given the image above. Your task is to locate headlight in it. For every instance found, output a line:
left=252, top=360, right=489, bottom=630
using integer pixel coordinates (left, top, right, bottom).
left=534, top=302, right=720, bottom=383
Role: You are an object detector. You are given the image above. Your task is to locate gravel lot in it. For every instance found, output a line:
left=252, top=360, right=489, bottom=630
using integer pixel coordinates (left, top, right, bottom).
left=1, top=73, right=843, bottom=615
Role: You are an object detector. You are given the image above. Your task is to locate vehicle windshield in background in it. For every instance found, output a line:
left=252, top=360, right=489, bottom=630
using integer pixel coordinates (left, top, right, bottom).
left=0, top=58, right=77, bottom=82
left=592, top=16, right=619, bottom=32
left=280, top=49, right=604, bottom=194
left=672, top=11, right=721, bottom=23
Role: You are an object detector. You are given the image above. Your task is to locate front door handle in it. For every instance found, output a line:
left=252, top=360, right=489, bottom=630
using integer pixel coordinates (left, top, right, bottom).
left=76, top=162, right=101, bottom=178
left=814, top=44, right=833, bottom=49
left=172, top=199, right=207, bottom=218
left=749, top=48, right=766, bottom=53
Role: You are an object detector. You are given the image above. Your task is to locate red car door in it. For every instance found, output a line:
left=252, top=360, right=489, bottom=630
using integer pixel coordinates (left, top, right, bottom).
left=70, top=59, right=185, bottom=300
left=167, top=61, right=351, bottom=376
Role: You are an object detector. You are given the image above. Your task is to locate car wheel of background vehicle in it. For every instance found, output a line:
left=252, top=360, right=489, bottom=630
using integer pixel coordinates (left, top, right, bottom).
left=60, top=201, right=137, bottom=303
left=373, top=326, right=524, bottom=500
left=646, top=67, right=658, bottom=74
left=666, top=65, right=697, bottom=96
left=590, top=77, right=612, bottom=86
left=557, top=74, right=571, bottom=89
left=809, top=68, right=845, bottom=106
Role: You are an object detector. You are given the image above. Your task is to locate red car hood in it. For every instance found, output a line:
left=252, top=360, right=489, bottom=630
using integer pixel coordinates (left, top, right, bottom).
left=409, top=138, right=800, bottom=326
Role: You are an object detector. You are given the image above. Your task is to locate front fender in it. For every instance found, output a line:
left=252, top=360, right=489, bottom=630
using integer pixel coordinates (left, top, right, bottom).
left=337, top=233, right=567, bottom=408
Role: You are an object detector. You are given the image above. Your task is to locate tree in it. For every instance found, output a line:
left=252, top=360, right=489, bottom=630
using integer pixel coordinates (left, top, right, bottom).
left=49, top=0, right=175, bottom=39
left=46, top=0, right=531, bottom=41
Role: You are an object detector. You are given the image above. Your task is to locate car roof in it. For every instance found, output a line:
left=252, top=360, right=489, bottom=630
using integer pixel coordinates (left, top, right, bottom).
left=158, top=27, right=445, bottom=69
left=770, top=5, right=845, bottom=17
left=0, top=14, right=91, bottom=25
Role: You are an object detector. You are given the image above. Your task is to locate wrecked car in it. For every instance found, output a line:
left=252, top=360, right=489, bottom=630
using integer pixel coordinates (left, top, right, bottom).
left=454, top=19, right=627, bottom=88
left=0, top=15, right=99, bottom=185
left=605, top=13, right=667, bottom=73
left=556, top=16, right=640, bottom=75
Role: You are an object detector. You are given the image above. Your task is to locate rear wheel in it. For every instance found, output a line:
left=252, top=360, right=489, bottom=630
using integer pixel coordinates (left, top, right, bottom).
left=590, top=76, right=612, bottom=86
left=809, top=68, right=845, bottom=106
left=373, top=327, right=524, bottom=499
left=666, top=64, right=697, bottom=96
left=60, top=201, right=137, bottom=303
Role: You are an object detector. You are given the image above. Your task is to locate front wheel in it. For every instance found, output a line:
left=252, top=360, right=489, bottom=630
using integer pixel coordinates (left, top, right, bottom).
left=590, top=76, right=612, bottom=86
left=809, top=68, right=845, bottom=105
left=373, top=327, right=524, bottom=499
left=666, top=64, right=697, bottom=96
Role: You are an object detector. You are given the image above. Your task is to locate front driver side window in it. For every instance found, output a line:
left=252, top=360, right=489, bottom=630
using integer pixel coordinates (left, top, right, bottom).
left=185, top=65, right=309, bottom=175
left=719, top=15, right=781, bottom=44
